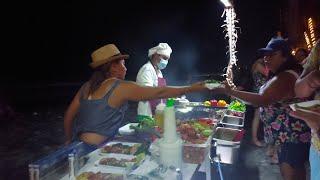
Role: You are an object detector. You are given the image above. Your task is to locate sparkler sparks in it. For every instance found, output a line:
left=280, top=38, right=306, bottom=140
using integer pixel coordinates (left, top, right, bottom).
left=221, top=6, right=238, bottom=88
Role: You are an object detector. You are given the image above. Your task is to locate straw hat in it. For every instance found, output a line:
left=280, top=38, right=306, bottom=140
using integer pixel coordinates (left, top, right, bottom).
left=90, top=44, right=129, bottom=68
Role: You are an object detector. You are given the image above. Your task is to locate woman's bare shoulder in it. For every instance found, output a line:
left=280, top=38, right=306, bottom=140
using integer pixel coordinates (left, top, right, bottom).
left=277, top=70, right=299, bottom=81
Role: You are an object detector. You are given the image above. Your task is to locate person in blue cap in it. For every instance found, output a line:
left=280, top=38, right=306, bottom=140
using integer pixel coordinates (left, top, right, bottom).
left=214, top=37, right=310, bottom=180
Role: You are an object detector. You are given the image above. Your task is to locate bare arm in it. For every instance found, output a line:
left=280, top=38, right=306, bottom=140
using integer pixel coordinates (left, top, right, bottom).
left=295, top=69, right=320, bottom=98
left=116, top=81, right=207, bottom=103
left=64, top=89, right=81, bottom=144
left=220, top=72, right=297, bottom=107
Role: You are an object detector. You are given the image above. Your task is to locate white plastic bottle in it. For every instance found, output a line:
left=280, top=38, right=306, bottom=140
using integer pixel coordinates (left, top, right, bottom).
left=68, top=154, right=76, bottom=180
left=28, top=164, right=34, bottom=180
left=33, top=165, right=39, bottom=180
left=163, top=98, right=177, bottom=143
left=159, top=98, right=182, bottom=169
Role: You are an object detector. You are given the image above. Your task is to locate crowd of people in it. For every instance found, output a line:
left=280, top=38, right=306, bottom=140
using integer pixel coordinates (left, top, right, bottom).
left=63, top=38, right=319, bottom=180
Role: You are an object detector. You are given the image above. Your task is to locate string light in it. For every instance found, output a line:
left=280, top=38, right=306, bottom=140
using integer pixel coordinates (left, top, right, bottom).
left=308, top=17, right=316, bottom=47
left=221, top=6, right=238, bottom=88
left=304, top=31, right=312, bottom=50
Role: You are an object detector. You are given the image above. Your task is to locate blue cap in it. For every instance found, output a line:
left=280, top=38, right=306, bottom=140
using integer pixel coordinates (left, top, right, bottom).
left=258, top=38, right=290, bottom=55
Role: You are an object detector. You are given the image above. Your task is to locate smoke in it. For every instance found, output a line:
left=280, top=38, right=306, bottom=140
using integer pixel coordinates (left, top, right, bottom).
left=165, top=41, right=200, bottom=86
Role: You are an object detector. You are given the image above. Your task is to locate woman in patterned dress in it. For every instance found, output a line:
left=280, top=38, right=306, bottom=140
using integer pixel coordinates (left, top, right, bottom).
left=214, top=38, right=311, bottom=180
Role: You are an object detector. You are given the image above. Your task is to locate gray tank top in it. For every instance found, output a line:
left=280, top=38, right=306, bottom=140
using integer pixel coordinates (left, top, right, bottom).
left=73, top=80, right=128, bottom=140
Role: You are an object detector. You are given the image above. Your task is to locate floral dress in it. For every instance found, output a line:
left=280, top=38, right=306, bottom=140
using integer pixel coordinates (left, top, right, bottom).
left=260, top=98, right=311, bottom=146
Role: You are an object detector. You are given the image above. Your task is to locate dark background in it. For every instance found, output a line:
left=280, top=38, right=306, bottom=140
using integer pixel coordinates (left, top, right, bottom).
left=0, top=1, right=319, bottom=179
left=1, top=0, right=319, bottom=108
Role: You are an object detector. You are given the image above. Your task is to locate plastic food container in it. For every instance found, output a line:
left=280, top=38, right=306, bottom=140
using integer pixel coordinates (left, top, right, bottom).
left=182, top=135, right=212, bottom=164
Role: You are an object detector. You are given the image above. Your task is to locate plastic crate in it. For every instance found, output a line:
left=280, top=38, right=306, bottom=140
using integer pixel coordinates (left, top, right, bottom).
left=182, top=135, right=212, bottom=164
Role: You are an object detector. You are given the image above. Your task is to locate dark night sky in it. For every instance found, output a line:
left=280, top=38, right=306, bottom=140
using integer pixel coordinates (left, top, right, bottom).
left=3, top=0, right=317, bottom=86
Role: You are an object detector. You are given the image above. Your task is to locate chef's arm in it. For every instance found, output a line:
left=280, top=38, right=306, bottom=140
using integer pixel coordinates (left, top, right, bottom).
left=64, top=90, right=81, bottom=144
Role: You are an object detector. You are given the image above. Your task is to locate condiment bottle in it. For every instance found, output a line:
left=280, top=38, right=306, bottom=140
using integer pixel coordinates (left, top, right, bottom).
left=155, top=100, right=166, bottom=129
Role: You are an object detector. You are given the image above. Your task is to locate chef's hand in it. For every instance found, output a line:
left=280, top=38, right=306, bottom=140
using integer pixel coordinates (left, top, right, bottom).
left=290, top=109, right=320, bottom=131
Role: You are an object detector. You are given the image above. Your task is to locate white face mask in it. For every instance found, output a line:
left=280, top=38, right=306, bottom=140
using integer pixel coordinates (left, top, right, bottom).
left=157, top=58, right=168, bottom=70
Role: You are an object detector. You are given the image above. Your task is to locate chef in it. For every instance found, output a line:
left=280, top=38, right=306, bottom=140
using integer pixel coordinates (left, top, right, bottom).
left=136, top=43, right=172, bottom=117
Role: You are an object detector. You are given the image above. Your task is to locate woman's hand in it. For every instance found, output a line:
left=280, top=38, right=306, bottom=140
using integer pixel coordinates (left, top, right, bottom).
left=217, top=80, right=233, bottom=94
left=207, top=81, right=229, bottom=94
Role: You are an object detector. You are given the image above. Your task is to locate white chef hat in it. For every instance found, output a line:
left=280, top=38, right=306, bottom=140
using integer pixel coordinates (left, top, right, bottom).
left=148, top=43, right=172, bottom=58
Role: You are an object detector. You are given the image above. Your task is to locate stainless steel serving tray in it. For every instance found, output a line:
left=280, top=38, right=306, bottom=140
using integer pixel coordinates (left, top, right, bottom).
left=212, top=127, right=241, bottom=146
left=219, top=115, right=244, bottom=129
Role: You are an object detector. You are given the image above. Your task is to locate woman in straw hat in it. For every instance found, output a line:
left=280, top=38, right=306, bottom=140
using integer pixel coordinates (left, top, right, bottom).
left=64, top=44, right=209, bottom=146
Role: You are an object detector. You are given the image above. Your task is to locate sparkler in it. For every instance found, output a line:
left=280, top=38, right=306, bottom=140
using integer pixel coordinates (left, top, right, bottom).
left=220, top=0, right=238, bottom=88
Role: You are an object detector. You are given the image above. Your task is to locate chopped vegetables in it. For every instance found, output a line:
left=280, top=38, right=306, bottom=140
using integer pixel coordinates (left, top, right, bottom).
left=202, top=129, right=213, bottom=137
left=228, top=100, right=246, bottom=112
left=136, top=115, right=156, bottom=129
left=177, top=119, right=214, bottom=144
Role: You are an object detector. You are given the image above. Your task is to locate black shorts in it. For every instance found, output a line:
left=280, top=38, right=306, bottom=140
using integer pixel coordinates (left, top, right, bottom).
left=278, top=142, right=310, bottom=169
